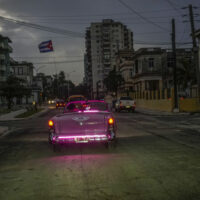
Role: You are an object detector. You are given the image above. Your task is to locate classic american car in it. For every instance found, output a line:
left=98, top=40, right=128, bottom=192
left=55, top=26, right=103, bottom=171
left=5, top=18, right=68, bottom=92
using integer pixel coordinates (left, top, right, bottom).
left=48, top=100, right=117, bottom=151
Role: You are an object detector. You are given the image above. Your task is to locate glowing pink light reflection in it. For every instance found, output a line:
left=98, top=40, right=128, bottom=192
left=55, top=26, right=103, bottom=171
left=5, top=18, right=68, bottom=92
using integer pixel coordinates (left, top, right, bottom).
left=83, top=110, right=99, bottom=113
left=58, top=134, right=107, bottom=139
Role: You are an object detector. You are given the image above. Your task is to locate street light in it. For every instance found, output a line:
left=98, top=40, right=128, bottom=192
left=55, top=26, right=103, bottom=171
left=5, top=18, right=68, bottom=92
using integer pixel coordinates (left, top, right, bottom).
left=66, top=70, right=75, bottom=97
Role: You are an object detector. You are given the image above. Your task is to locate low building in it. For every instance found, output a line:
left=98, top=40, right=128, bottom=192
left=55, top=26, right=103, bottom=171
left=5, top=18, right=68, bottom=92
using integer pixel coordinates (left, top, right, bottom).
left=11, top=60, right=38, bottom=104
left=132, top=48, right=163, bottom=97
left=11, top=60, right=34, bottom=86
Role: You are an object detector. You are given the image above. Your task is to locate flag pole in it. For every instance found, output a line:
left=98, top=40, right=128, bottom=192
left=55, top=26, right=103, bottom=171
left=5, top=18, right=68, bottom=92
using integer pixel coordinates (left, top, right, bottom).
left=52, top=50, right=59, bottom=98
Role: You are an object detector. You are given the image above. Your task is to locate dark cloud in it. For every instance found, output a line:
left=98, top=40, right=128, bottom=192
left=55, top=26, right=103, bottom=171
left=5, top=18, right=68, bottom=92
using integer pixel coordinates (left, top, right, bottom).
left=0, top=0, right=199, bottom=84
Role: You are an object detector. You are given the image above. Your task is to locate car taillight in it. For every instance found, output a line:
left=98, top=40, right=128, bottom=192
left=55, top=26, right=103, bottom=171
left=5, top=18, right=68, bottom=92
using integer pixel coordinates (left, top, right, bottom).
left=48, top=120, right=54, bottom=127
left=56, top=104, right=58, bottom=106
left=108, top=118, right=114, bottom=125
left=120, top=101, right=122, bottom=106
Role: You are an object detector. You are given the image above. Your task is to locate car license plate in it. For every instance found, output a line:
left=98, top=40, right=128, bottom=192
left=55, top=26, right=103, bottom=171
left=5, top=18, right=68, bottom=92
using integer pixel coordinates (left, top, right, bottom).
left=75, top=137, right=89, bottom=143
left=126, top=106, right=130, bottom=108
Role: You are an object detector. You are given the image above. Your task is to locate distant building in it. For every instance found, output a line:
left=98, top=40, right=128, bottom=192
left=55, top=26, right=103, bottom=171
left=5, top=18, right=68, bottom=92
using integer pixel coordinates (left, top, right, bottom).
left=115, top=49, right=134, bottom=94
left=85, top=19, right=133, bottom=98
left=0, top=34, right=12, bottom=82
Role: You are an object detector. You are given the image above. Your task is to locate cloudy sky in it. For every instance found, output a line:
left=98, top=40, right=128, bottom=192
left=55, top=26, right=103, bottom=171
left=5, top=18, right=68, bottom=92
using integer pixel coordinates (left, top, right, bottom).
left=0, top=0, right=199, bottom=84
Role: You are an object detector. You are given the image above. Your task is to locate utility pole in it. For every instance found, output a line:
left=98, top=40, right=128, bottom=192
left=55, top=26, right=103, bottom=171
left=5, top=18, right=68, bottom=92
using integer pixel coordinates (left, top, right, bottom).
left=171, top=18, right=178, bottom=110
left=188, top=4, right=200, bottom=101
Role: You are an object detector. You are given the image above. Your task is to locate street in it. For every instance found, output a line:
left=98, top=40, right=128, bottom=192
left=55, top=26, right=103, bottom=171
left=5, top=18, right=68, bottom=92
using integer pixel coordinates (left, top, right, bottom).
left=0, top=107, right=200, bottom=200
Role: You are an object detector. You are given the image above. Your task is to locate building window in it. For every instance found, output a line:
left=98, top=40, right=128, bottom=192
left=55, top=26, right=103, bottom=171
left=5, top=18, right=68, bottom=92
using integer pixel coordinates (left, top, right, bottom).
left=148, top=58, right=154, bottom=68
left=18, top=67, right=23, bottom=75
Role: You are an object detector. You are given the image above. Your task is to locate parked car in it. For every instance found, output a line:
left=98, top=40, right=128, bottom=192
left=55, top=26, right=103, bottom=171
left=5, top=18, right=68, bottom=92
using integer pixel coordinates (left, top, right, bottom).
left=115, top=96, right=136, bottom=112
left=56, top=100, right=65, bottom=109
left=48, top=100, right=117, bottom=151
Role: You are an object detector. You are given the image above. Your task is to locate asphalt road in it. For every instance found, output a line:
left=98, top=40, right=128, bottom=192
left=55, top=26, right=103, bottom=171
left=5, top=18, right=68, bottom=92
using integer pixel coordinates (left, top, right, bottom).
left=0, top=107, right=200, bottom=200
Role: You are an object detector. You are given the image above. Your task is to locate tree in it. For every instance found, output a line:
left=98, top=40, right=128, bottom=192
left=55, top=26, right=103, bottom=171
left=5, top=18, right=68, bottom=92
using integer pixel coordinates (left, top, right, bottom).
left=177, top=58, right=196, bottom=90
left=103, top=69, right=124, bottom=96
left=58, top=71, right=66, bottom=98
left=0, top=75, right=31, bottom=109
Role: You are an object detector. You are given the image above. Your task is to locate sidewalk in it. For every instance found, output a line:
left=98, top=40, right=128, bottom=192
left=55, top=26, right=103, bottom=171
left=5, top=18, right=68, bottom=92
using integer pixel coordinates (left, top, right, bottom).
left=0, top=106, right=50, bottom=121
left=0, top=109, right=26, bottom=121
left=0, top=106, right=50, bottom=137
left=135, top=107, right=192, bottom=116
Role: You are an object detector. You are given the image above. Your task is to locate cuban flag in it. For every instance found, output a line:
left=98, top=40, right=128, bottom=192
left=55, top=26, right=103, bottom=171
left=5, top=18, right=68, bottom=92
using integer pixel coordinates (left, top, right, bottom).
left=38, top=40, right=53, bottom=53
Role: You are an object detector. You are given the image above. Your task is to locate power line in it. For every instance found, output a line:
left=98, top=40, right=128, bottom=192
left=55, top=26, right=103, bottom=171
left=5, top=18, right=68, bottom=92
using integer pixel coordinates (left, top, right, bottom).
left=118, top=0, right=170, bottom=32
left=33, top=59, right=84, bottom=65
left=0, top=16, right=85, bottom=38
left=14, top=9, right=179, bottom=18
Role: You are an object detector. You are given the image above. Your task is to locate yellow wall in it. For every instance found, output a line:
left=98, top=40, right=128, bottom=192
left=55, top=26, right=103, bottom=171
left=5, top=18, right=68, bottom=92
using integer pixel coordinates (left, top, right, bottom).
left=179, top=98, right=200, bottom=112
left=134, top=99, right=173, bottom=112
left=118, top=91, right=200, bottom=113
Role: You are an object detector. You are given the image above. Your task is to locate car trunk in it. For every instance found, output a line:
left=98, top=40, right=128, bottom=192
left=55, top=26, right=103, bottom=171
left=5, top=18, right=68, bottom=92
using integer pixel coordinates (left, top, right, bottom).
left=57, top=112, right=108, bottom=136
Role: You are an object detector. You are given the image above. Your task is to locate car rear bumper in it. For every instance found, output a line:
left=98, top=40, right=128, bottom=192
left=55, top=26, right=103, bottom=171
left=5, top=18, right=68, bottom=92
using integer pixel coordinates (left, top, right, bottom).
left=52, top=134, right=110, bottom=144
left=119, top=106, right=135, bottom=110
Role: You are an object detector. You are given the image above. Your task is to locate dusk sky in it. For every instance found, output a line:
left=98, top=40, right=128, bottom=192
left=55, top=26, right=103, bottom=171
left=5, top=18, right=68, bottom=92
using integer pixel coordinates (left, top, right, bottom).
left=0, top=0, right=199, bottom=84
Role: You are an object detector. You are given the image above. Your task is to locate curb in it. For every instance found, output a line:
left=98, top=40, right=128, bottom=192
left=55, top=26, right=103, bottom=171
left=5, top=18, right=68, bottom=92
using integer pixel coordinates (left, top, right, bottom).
left=135, top=109, right=191, bottom=117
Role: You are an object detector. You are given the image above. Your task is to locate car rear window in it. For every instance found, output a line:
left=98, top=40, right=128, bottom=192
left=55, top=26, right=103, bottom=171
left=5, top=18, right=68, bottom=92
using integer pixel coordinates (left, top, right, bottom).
left=69, top=97, right=85, bottom=102
left=86, top=102, right=108, bottom=111
left=120, top=97, right=133, bottom=100
left=64, top=101, right=108, bottom=112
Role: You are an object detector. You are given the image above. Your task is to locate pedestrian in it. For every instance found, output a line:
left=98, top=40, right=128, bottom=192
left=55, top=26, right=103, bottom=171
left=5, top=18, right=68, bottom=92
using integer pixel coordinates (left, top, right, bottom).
left=104, top=93, right=113, bottom=112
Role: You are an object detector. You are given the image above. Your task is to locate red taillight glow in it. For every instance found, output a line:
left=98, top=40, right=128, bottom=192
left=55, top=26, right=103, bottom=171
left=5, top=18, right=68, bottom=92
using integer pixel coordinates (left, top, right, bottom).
left=108, top=118, right=114, bottom=125
left=48, top=120, right=54, bottom=127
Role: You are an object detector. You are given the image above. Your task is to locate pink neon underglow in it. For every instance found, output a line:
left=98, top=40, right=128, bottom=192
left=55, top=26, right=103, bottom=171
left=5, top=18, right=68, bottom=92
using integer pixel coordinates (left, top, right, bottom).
left=78, top=110, right=100, bottom=113
left=58, top=134, right=107, bottom=139
left=83, top=110, right=99, bottom=113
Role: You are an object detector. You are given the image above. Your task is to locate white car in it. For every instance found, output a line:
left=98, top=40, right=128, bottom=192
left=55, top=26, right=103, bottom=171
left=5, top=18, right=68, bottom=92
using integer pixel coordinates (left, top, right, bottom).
left=115, top=96, right=136, bottom=112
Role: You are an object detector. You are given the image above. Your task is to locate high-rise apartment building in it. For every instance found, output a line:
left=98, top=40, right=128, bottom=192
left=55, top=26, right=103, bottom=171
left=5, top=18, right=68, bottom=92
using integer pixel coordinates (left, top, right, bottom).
left=85, top=19, right=133, bottom=98
left=0, top=34, right=12, bottom=82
